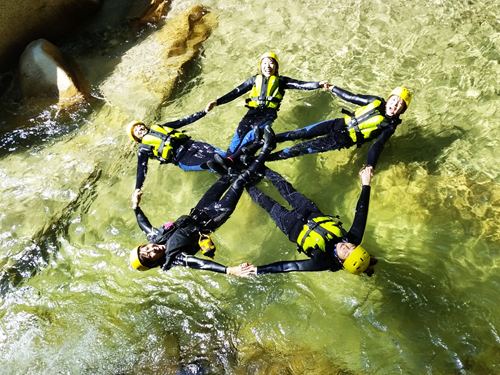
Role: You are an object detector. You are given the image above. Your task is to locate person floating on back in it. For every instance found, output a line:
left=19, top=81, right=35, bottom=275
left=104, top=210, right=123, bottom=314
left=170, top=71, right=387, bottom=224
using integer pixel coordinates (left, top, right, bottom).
left=268, top=86, right=412, bottom=169
left=242, top=166, right=377, bottom=276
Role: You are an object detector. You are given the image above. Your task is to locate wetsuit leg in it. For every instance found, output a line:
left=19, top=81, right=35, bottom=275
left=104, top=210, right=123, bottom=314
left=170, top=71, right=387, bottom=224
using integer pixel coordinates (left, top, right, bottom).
left=177, top=141, right=226, bottom=172
left=246, top=184, right=301, bottom=239
left=194, top=174, right=233, bottom=210
left=274, top=119, right=334, bottom=143
left=191, top=172, right=244, bottom=230
left=264, top=168, right=321, bottom=217
left=268, top=119, right=352, bottom=162
left=226, top=110, right=277, bottom=157
left=201, top=133, right=276, bottom=229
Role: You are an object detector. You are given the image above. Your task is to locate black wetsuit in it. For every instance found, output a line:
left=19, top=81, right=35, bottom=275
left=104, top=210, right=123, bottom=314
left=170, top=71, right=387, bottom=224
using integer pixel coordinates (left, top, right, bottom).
left=133, top=136, right=273, bottom=273
left=215, top=76, right=321, bottom=158
left=135, top=110, right=225, bottom=190
left=268, top=86, right=403, bottom=168
left=134, top=174, right=242, bottom=273
left=246, top=168, right=371, bottom=274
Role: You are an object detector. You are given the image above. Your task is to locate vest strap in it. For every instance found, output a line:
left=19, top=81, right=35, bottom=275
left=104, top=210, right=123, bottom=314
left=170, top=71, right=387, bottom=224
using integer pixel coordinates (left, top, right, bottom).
left=298, top=218, right=339, bottom=249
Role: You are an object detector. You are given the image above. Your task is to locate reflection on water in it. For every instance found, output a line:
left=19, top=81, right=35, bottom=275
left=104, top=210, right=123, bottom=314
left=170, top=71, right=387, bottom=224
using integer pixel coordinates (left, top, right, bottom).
left=1, top=0, right=500, bottom=373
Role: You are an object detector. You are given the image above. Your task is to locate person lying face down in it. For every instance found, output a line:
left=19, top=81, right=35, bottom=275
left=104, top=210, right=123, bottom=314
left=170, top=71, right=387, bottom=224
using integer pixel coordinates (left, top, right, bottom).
left=242, top=166, right=377, bottom=276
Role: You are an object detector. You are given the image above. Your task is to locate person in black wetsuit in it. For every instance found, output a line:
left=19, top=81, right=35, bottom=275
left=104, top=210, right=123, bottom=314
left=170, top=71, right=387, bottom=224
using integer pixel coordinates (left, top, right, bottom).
left=243, top=166, right=376, bottom=276
left=205, top=52, right=329, bottom=163
left=128, top=126, right=275, bottom=275
left=126, top=104, right=226, bottom=195
left=267, top=86, right=412, bottom=168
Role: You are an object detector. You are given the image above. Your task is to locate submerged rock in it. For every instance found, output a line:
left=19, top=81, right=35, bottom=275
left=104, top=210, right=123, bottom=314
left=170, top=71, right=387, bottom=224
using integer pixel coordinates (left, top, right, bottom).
left=100, top=5, right=218, bottom=120
left=19, top=39, right=91, bottom=109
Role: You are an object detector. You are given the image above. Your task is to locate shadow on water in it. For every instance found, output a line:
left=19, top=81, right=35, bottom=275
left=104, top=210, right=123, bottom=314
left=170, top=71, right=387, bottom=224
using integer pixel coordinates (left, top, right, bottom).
left=0, top=168, right=102, bottom=297
left=373, top=118, right=467, bottom=174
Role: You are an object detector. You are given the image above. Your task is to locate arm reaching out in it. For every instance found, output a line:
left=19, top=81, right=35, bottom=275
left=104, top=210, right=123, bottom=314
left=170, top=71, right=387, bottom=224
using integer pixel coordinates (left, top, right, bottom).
left=346, top=166, right=373, bottom=244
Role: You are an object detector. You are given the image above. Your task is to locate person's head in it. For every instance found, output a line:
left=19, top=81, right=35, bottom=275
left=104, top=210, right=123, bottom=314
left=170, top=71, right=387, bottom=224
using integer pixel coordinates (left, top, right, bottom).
left=335, top=243, right=374, bottom=276
left=260, top=52, right=279, bottom=77
left=126, top=121, right=148, bottom=143
left=386, top=87, right=412, bottom=117
left=129, top=243, right=166, bottom=271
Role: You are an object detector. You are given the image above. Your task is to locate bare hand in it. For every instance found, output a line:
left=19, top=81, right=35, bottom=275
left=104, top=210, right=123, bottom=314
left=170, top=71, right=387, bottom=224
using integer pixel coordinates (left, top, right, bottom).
left=359, top=166, right=373, bottom=186
left=319, top=80, right=329, bottom=89
left=205, top=101, right=217, bottom=113
left=132, top=189, right=142, bottom=208
left=227, top=263, right=257, bottom=277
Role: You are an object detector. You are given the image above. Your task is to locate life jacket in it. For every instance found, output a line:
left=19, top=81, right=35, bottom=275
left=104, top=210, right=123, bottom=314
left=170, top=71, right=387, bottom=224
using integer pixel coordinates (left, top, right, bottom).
left=296, top=216, right=346, bottom=254
left=141, top=125, right=189, bottom=163
left=343, top=100, right=389, bottom=146
left=246, top=74, right=284, bottom=109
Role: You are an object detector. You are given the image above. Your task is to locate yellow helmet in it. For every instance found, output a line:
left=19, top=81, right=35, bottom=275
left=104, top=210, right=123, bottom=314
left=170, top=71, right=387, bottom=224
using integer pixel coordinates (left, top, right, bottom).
left=129, top=245, right=150, bottom=271
left=126, top=121, right=145, bottom=143
left=388, top=87, right=412, bottom=108
left=260, top=52, right=279, bottom=68
left=343, top=245, right=370, bottom=275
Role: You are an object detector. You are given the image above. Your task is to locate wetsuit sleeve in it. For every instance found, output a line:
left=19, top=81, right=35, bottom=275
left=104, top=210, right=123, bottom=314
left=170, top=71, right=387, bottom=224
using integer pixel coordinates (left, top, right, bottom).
left=282, top=76, right=321, bottom=90
left=331, top=86, right=382, bottom=107
left=135, top=148, right=150, bottom=190
left=365, top=126, right=396, bottom=169
left=134, top=206, right=154, bottom=235
left=256, top=257, right=332, bottom=274
left=215, top=77, right=255, bottom=106
left=160, top=110, right=207, bottom=129
left=346, top=185, right=371, bottom=245
left=181, top=254, right=227, bottom=273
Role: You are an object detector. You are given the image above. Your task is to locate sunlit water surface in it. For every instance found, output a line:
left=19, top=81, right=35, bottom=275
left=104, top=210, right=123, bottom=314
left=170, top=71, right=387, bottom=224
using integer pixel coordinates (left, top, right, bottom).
left=1, top=0, right=500, bottom=373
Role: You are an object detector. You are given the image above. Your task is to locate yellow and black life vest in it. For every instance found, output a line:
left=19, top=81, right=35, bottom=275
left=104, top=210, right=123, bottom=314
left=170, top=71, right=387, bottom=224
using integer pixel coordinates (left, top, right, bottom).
left=296, top=216, right=345, bottom=253
left=344, top=100, right=389, bottom=145
left=246, top=74, right=284, bottom=109
left=141, top=125, right=189, bottom=162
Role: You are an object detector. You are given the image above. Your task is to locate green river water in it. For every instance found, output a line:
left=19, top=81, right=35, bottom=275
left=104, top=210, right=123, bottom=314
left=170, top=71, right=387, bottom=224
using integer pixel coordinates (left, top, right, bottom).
left=1, top=0, right=500, bottom=373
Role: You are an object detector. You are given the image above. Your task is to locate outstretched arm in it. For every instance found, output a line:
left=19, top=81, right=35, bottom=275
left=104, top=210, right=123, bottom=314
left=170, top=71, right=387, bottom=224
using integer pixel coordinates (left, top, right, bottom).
left=206, top=77, right=255, bottom=112
left=160, top=110, right=207, bottom=129
left=133, top=202, right=154, bottom=237
left=282, top=76, right=325, bottom=90
left=365, top=127, right=396, bottom=169
left=346, top=167, right=373, bottom=244
left=256, top=257, right=333, bottom=275
left=330, top=85, right=381, bottom=107
left=135, top=148, right=150, bottom=190
left=179, top=254, right=255, bottom=276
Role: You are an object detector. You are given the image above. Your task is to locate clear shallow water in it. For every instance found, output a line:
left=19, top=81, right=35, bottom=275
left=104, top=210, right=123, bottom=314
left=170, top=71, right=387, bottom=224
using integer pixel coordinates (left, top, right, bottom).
left=1, top=0, right=500, bottom=373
